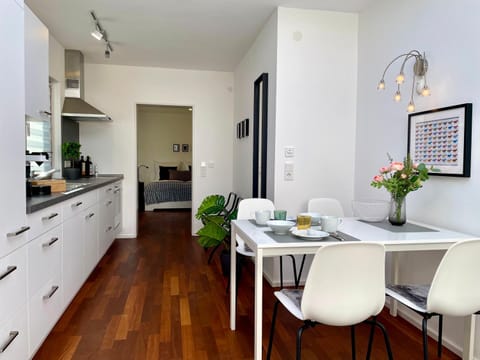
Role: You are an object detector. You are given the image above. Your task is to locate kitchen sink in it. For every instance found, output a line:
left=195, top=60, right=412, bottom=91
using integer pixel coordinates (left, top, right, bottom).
left=62, top=183, right=90, bottom=194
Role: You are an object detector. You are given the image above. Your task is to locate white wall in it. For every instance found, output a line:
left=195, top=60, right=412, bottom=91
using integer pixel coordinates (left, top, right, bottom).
left=79, top=64, right=234, bottom=237
left=233, top=10, right=278, bottom=199
left=356, top=0, right=480, bottom=356
left=274, top=8, right=358, bottom=216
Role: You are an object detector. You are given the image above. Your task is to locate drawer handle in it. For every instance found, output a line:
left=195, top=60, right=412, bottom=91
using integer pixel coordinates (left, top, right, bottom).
left=107, top=188, right=113, bottom=192
left=106, top=200, right=113, bottom=206
left=85, top=213, right=95, bottom=220
left=72, top=201, right=83, bottom=208
left=39, top=110, right=51, bottom=117
left=114, top=189, right=120, bottom=194
left=106, top=226, right=113, bottom=232
left=6, top=226, right=30, bottom=237
left=0, top=266, right=17, bottom=281
left=41, top=213, right=59, bottom=221
left=42, top=237, right=59, bottom=248
left=43, top=285, right=59, bottom=300
left=0, top=331, right=19, bottom=353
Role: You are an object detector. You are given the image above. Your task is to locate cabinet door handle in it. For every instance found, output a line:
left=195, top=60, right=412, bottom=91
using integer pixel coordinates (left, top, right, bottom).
left=85, top=213, right=95, bottom=220
left=39, top=110, right=51, bottom=117
left=42, top=285, right=59, bottom=300
left=106, top=187, right=113, bottom=192
left=41, top=212, right=59, bottom=221
left=6, top=226, right=30, bottom=237
left=42, top=237, right=59, bottom=248
left=106, top=226, right=113, bottom=232
left=72, top=201, right=83, bottom=208
left=0, top=266, right=17, bottom=281
left=0, top=331, right=19, bottom=353
left=106, top=200, right=113, bottom=206
left=114, top=189, right=120, bottom=194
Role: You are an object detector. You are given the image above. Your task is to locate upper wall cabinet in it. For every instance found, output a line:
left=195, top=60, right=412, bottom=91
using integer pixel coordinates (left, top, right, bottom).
left=25, top=5, right=49, bottom=120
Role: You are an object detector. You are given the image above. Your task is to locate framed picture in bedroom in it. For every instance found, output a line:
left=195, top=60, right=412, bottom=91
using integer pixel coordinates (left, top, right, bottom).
left=173, top=144, right=180, bottom=152
left=182, top=144, right=189, bottom=152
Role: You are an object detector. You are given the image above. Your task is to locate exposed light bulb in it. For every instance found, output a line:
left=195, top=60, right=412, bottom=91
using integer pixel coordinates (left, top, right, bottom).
left=394, top=90, right=401, bottom=102
left=407, top=101, right=415, bottom=113
left=421, top=86, right=431, bottom=96
left=377, top=79, right=385, bottom=90
left=396, top=72, right=405, bottom=84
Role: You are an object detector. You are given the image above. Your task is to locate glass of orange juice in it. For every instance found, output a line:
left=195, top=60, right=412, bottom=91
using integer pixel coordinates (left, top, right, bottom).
left=296, top=215, right=312, bottom=230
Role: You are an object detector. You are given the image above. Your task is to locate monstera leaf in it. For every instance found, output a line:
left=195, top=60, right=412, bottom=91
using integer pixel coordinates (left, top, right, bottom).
left=195, top=194, right=225, bottom=220
left=197, top=216, right=228, bottom=248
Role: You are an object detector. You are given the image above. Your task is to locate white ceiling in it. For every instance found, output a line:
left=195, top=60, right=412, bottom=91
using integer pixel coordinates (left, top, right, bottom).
left=25, top=0, right=373, bottom=71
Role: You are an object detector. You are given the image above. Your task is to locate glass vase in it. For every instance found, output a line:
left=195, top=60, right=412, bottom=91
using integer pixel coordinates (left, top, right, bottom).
left=389, top=195, right=406, bottom=226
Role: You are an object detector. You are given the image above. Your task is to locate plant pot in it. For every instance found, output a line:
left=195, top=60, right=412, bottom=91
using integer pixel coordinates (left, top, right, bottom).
left=63, top=167, right=81, bottom=180
left=220, top=250, right=242, bottom=282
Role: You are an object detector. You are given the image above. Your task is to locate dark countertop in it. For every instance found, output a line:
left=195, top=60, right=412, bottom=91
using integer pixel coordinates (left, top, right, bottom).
left=27, top=174, right=124, bottom=214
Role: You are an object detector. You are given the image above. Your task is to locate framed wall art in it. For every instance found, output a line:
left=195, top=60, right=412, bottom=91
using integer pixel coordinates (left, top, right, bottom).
left=407, top=103, right=472, bottom=177
left=182, top=144, right=189, bottom=152
left=173, top=144, right=180, bottom=152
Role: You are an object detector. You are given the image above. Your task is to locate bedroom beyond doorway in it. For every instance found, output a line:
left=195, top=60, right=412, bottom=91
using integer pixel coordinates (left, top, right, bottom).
left=136, top=104, right=193, bottom=213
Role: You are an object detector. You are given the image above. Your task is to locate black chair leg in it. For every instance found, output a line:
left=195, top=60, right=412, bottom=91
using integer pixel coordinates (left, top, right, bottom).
left=296, top=323, right=309, bottom=360
left=295, top=255, right=307, bottom=288
left=437, top=315, right=443, bottom=358
left=287, top=255, right=298, bottom=288
left=279, top=256, right=284, bottom=288
left=350, top=325, right=356, bottom=360
left=366, top=318, right=376, bottom=360
left=364, top=317, right=393, bottom=360
left=267, top=300, right=280, bottom=360
left=422, top=317, right=429, bottom=360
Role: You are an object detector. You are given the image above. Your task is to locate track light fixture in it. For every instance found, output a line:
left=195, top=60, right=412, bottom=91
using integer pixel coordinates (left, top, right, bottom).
left=377, top=50, right=430, bottom=113
left=90, top=10, right=113, bottom=59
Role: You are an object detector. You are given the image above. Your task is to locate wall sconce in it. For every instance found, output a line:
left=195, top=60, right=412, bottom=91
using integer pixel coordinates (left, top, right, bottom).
left=377, top=50, right=430, bottom=112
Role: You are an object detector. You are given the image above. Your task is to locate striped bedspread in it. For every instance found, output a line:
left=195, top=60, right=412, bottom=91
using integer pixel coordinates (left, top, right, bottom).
left=144, top=180, right=192, bottom=205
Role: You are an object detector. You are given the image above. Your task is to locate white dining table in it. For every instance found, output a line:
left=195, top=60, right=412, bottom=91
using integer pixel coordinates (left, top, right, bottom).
left=229, top=217, right=478, bottom=360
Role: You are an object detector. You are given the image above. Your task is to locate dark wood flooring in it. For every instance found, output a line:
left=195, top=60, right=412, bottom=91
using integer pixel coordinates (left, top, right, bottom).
left=34, top=210, right=460, bottom=359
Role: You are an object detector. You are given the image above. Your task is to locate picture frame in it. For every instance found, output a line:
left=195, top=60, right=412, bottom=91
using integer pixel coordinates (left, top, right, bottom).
left=407, top=103, right=472, bottom=177
left=182, top=144, right=189, bottom=152
left=173, top=144, right=180, bottom=152
left=244, top=118, right=249, bottom=137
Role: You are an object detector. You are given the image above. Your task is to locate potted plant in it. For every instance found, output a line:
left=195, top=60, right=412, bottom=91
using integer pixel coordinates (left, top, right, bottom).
left=195, top=194, right=239, bottom=276
left=62, top=141, right=81, bottom=180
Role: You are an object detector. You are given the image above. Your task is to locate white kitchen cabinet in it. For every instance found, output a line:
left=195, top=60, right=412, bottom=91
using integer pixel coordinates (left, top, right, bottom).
left=0, top=305, right=29, bottom=360
left=0, top=246, right=27, bottom=322
left=84, top=204, right=99, bottom=276
left=25, top=5, right=49, bottom=120
left=113, top=182, right=122, bottom=235
left=98, top=184, right=115, bottom=258
left=0, top=0, right=28, bottom=259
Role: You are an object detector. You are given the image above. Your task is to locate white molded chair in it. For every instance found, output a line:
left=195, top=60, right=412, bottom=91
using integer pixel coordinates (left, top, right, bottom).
left=307, top=197, right=344, bottom=217
left=386, top=238, right=480, bottom=360
left=267, top=242, right=393, bottom=360
left=236, top=198, right=302, bottom=288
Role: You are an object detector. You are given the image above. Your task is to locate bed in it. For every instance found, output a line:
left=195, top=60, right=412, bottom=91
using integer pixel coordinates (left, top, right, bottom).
left=143, top=165, right=192, bottom=210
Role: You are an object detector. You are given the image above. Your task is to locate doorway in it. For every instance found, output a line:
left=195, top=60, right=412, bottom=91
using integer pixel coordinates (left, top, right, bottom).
left=136, top=104, right=193, bottom=214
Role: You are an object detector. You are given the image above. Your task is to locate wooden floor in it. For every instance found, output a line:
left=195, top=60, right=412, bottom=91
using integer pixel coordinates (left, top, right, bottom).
left=34, top=210, right=461, bottom=359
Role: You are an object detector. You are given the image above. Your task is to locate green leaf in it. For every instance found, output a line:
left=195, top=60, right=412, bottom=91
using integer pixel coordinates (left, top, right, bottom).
left=195, top=194, right=225, bottom=219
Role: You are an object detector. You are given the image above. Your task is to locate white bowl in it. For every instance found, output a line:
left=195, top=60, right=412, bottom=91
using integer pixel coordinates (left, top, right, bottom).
left=352, top=200, right=389, bottom=222
left=298, top=212, right=322, bottom=225
left=267, top=220, right=296, bottom=235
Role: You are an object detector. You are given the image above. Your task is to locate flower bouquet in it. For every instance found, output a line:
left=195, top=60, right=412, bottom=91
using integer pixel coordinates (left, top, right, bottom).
left=371, top=154, right=430, bottom=225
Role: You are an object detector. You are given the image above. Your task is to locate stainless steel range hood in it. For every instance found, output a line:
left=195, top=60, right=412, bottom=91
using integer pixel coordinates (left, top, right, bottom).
left=62, top=50, right=111, bottom=121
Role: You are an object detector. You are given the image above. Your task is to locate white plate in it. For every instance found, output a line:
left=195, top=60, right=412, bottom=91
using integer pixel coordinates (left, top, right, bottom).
left=290, top=226, right=329, bottom=240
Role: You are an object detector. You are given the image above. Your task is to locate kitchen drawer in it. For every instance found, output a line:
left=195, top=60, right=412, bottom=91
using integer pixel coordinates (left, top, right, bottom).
left=0, top=305, right=28, bottom=360
left=0, top=223, right=29, bottom=261
left=62, top=190, right=97, bottom=220
left=27, top=225, right=61, bottom=297
left=98, top=183, right=115, bottom=201
left=27, top=203, right=62, bottom=241
left=29, top=276, right=62, bottom=357
left=0, top=246, right=27, bottom=322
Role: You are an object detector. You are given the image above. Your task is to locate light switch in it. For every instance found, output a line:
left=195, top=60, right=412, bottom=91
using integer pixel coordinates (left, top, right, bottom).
left=284, top=146, right=295, bottom=158
left=284, top=162, right=294, bottom=181
left=200, top=162, right=207, bottom=177
left=208, top=161, right=215, bottom=168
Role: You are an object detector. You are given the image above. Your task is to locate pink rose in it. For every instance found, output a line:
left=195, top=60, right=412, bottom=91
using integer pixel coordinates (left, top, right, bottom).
left=390, top=161, right=404, bottom=171
left=401, top=173, right=407, bottom=179
left=380, top=166, right=390, bottom=173
left=373, top=175, right=384, bottom=182
left=413, top=163, right=419, bottom=169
